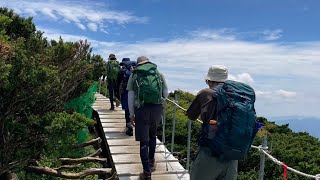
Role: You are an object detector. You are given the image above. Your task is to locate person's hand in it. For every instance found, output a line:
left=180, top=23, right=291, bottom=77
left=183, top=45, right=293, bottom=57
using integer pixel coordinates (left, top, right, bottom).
left=130, top=115, right=135, bottom=127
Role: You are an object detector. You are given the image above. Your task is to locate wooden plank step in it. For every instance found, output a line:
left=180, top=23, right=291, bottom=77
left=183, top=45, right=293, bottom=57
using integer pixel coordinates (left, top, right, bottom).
left=100, top=114, right=125, bottom=119
left=101, top=119, right=125, bottom=123
left=102, top=123, right=127, bottom=128
left=104, top=127, right=126, bottom=133
left=105, top=132, right=135, bottom=140
left=100, top=112, right=124, bottom=115
left=112, top=152, right=179, bottom=164
left=98, top=112, right=125, bottom=115
left=95, top=99, right=110, bottom=101
left=107, top=139, right=163, bottom=146
left=110, top=144, right=166, bottom=154
left=119, top=172, right=190, bottom=180
left=96, top=109, right=124, bottom=114
left=115, top=162, right=186, bottom=176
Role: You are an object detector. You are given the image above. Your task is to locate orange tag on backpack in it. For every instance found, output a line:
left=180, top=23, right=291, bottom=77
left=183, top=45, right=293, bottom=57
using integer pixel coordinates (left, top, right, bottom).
left=209, top=120, right=218, bottom=125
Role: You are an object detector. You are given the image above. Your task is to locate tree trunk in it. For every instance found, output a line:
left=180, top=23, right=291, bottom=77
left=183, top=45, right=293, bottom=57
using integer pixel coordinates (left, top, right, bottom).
left=59, top=157, right=107, bottom=164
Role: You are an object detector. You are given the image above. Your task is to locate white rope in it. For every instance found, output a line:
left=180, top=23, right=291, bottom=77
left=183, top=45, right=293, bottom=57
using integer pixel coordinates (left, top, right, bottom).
left=166, top=97, right=320, bottom=180
left=166, top=98, right=202, bottom=123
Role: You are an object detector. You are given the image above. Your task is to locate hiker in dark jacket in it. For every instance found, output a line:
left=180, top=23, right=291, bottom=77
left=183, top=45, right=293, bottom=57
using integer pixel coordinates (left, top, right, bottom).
left=127, top=56, right=168, bottom=180
left=186, top=65, right=238, bottom=180
left=106, top=54, right=120, bottom=110
left=117, top=58, right=136, bottom=136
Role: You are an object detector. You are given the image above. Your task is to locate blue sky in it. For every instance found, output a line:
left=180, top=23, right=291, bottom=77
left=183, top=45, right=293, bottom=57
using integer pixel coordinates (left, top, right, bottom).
left=1, top=0, right=320, bottom=118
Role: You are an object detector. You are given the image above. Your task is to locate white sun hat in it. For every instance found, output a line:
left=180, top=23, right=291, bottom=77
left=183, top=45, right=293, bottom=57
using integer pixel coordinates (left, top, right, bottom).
left=205, top=65, right=228, bottom=82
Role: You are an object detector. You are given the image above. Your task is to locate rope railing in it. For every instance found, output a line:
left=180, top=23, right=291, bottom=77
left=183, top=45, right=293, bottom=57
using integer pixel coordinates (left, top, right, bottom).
left=166, top=98, right=202, bottom=124
left=251, top=145, right=320, bottom=180
left=165, top=97, right=320, bottom=180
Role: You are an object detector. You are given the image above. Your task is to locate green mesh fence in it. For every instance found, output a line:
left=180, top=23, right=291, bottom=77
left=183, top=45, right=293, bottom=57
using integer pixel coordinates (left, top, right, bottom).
left=64, top=82, right=98, bottom=143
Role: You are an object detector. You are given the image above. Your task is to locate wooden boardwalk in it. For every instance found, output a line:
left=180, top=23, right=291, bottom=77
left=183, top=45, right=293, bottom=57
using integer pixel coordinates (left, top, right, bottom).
left=93, top=94, right=190, bottom=180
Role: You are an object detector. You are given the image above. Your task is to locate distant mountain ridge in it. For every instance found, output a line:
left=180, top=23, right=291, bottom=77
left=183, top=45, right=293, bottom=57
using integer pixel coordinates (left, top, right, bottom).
left=268, top=116, right=320, bottom=139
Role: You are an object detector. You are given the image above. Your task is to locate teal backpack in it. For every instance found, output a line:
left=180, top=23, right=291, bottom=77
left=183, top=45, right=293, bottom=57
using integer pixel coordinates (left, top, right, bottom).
left=132, top=62, right=163, bottom=106
left=206, top=80, right=258, bottom=160
left=107, top=60, right=119, bottom=80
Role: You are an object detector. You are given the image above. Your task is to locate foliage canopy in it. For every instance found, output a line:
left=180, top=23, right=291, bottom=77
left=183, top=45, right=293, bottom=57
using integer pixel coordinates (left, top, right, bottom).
left=0, top=7, right=106, bottom=178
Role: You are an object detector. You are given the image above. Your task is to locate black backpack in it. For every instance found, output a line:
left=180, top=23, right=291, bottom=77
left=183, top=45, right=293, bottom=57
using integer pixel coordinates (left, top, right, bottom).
left=119, top=61, right=136, bottom=94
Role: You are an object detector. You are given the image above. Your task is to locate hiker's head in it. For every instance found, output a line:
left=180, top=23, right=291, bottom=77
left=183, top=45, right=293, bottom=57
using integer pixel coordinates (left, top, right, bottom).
left=137, top=56, right=149, bottom=65
left=205, top=65, right=228, bottom=88
left=120, top=58, right=131, bottom=66
left=122, top=58, right=130, bottom=62
left=108, top=54, right=116, bottom=60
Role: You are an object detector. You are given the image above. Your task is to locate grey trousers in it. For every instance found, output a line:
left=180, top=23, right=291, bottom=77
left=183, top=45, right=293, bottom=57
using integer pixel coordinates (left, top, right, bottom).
left=190, top=146, right=238, bottom=180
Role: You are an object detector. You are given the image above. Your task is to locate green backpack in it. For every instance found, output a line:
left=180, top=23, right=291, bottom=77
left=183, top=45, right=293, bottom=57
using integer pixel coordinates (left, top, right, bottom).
left=107, top=60, right=119, bottom=80
left=132, top=62, right=163, bottom=106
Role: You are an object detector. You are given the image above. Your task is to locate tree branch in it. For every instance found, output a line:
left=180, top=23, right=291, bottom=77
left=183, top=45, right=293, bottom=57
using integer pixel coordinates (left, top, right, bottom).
left=88, top=148, right=102, bottom=157
left=54, top=165, right=81, bottom=170
left=72, top=137, right=101, bottom=148
left=25, top=166, right=111, bottom=179
left=59, top=157, right=107, bottom=164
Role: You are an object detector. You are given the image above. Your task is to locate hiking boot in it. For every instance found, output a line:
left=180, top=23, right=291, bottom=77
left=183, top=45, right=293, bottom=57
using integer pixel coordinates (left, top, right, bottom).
left=139, top=171, right=151, bottom=180
left=115, top=99, right=120, bottom=107
left=149, top=158, right=156, bottom=172
left=125, top=127, right=133, bottom=136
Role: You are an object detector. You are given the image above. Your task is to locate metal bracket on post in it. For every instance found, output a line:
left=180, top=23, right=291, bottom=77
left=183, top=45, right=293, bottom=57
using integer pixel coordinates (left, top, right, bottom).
left=171, top=94, right=178, bottom=154
left=259, top=135, right=268, bottom=180
left=186, top=119, right=192, bottom=171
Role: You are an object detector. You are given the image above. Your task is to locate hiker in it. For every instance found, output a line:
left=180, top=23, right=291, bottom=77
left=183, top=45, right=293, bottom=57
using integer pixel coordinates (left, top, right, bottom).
left=106, top=53, right=120, bottom=110
left=186, top=65, right=258, bottom=180
left=117, top=57, right=136, bottom=136
left=127, top=56, right=168, bottom=180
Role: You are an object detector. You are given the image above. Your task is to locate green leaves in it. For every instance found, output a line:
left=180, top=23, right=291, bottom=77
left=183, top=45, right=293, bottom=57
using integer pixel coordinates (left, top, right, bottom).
left=0, top=8, right=105, bottom=177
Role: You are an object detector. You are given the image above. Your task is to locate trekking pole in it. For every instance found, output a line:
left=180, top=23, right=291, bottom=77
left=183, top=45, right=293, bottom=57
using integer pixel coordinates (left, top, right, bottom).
left=162, top=102, right=168, bottom=171
left=259, top=135, right=268, bottom=180
left=186, top=119, right=192, bottom=171
left=171, top=94, right=178, bottom=154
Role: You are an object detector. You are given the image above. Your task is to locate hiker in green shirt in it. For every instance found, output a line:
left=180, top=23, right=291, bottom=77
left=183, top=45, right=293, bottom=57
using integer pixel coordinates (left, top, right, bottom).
left=127, top=56, right=168, bottom=180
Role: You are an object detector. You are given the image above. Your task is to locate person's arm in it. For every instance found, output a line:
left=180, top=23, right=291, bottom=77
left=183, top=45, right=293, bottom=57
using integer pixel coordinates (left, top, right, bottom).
left=126, top=74, right=135, bottom=117
left=186, top=93, right=202, bottom=121
left=161, top=73, right=169, bottom=98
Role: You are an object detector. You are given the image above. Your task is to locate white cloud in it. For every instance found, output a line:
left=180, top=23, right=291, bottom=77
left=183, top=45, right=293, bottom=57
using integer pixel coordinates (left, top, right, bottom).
left=191, top=28, right=236, bottom=41
left=76, top=23, right=86, bottom=30
left=38, top=28, right=320, bottom=116
left=256, top=91, right=272, bottom=97
left=275, top=90, right=297, bottom=98
left=87, top=22, right=98, bottom=32
left=263, top=29, right=283, bottom=41
left=256, top=90, right=297, bottom=99
left=41, top=7, right=58, bottom=20
left=1, top=0, right=147, bottom=32
left=229, top=73, right=254, bottom=85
